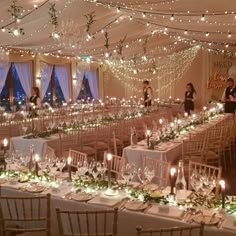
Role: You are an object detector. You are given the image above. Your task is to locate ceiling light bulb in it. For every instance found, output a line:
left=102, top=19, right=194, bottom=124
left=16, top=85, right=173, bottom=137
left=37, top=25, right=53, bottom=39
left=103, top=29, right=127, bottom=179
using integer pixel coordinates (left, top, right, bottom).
left=129, top=16, right=133, bottom=20
left=184, top=31, right=188, bottom=35
left=1, top=27, right=6, bottom=32
left=142, top=12, right=146, bottom=18
left=225, top=44, right=229, bottom=48
left=228, top=32, right=231, bottom=38
left=16, top=18, right=21, bottom=23
left=201, top=14, right=205, bottom=21
left=13, top=29, right=20, bottom=36
left=170, top=14, right=174, bottom=21
left=205, top=32, right=209, bottom=37
left=33, top=4, right=38, bottom=8
left=105, top=52, right=109, bottom=58
left=117, top=7, right=120, bottom=13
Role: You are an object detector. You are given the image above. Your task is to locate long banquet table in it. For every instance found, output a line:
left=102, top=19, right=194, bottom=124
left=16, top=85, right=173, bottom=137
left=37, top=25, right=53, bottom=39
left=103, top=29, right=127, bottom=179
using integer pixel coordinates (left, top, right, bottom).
left=123, top=114, right=231, bottom=168
left=1, top=184, right=235, bottom=236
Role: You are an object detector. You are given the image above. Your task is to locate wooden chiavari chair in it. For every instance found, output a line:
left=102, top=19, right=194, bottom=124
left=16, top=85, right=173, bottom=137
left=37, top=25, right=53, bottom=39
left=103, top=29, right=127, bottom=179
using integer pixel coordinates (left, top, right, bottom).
left=69, top=149, right=87, bottom=166
left=143, top=157, right=170, bottom=188
left=188, top=160, right=222, bottom=194
left=0, top=194, right=51, bottom=236
left=56, top=208, right=118, bottom=236
left=136, top=224, right=204, bottom=236
left=103, top=152, right=125, bottom=180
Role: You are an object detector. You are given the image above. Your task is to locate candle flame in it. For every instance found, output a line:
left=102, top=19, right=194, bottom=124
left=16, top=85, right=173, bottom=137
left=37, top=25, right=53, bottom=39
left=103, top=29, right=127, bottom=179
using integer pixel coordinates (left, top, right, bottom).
left=170, top=168, right=176, bottom=176
left=3, top=138, right=8, bottom=147
left=67, top=156, right=72, bottom=165
left=107, top=153, right=113, bottom=161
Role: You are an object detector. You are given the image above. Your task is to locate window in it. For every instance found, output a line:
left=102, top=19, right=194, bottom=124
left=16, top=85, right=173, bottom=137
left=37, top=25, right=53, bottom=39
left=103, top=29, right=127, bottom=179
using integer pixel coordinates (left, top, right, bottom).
left=77, top=72, right=93, bottom=101
left=42, top=65, right=65, bottom=106
left=0, top=63, right=27, bottom=110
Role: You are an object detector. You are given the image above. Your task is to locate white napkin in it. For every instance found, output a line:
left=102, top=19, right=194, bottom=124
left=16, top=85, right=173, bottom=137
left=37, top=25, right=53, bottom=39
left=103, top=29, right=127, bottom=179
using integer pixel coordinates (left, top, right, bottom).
left=88, top=195, right=122, bottom=207
left=222, top=218, right=236, bottom=231
left=146, top=205, right=184, bottom=219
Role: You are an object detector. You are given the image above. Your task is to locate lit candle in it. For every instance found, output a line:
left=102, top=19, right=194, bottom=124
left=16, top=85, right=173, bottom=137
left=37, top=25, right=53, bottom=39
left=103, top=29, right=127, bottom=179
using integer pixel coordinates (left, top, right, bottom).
left=146, top=130, right=151, bottom=147
left=107, top=153, right=113, bottom=189
left=3, top=138, right=8, bottom=155
left=192, top=114, right=196, bottom=119
left=219, top=180, right=225, bottom=209
left=170, top=168, right=176, bottom=195
left=34, top=154, right=40, bottom=176
left=67, top=156, right=72, bottom=182
left=170, top=122, right=174, bottom=130
left=203, top=106, right=207, bottom=111
left=159, top=119, right=163, bottom=125
left=184, top=112, right=188, bottom=118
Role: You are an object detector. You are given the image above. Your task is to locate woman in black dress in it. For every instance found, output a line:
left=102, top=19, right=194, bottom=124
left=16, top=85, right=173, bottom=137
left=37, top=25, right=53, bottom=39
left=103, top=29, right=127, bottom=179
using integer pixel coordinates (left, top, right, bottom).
left=29, top=87, right=41, bottom=116
left=184, top=83, right=196, bottom=115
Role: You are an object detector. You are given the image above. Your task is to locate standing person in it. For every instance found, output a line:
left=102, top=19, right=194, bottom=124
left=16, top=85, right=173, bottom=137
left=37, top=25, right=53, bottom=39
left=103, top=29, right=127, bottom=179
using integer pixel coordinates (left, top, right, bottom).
left=29, top=87, right=41, bottom=117
left=222, top=78, right=236, bottom=113
left=184, top=83, right=196, bottom=115
left=143, top=80, right=153, bottom=107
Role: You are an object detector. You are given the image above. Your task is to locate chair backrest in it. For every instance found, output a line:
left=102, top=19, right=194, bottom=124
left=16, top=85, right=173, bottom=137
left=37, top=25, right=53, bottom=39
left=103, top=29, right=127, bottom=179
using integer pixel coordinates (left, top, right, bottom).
left=103, top=152, right=125, bottom=178
left=0, top=194, right=51, bottom=236
left=182, top=137, right=206, bottom=163
left=69, top=149, right=87, bottom=166
left=188, top=160, right=222, bottom=194
left=56, top=208, right=118, bottom=236
left=136, top=224, right=204, bottom=236
left=143, top=157, right=170, bottom=188
left=45, top=145, right=56, bottom=161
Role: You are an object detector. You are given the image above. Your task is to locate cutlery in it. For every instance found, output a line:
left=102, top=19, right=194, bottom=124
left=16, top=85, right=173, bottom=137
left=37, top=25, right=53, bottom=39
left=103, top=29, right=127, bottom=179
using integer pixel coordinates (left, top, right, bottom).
left=217, top=216, right=225, bottom=228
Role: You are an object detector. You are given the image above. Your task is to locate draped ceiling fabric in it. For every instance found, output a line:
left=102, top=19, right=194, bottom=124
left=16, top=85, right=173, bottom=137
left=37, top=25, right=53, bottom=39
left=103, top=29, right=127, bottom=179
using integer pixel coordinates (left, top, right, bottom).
left=0, top=62, right=10, bottom=94
left=40, top=62, right=53, bottom=99
left=55, top=65, right=70, bottom=102
left=14, top=62, right=32, bottom=98
left=0, top=0, right=235, bottom=100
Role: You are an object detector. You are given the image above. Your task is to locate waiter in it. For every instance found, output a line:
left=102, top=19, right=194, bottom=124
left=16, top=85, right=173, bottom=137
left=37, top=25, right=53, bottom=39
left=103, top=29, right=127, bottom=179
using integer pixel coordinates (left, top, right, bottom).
left=143, top=80, right=152, bottom=107
left=222, top=78, right=236, bottom=113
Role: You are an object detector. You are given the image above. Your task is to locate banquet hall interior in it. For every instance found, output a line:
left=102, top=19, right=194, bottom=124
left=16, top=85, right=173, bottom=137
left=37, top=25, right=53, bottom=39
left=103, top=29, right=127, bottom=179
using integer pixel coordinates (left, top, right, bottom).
left=0, top=0, right=236, bottom=236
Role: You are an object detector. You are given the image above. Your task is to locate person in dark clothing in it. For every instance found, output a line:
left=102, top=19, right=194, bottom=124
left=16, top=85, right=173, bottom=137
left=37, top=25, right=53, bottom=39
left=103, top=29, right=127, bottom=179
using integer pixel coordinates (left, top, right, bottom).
left=222, top=78, right=236, bottom=113
left=29, top=87, right=41, bottom=116
left=143, top=80, right=152, bottom=107
left=184, top=83, right=196, bottom=115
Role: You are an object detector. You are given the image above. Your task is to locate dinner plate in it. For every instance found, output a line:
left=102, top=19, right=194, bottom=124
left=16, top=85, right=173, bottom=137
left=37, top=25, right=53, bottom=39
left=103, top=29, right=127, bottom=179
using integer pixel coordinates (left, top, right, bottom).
left=65, top=192, right=94, bottom=202
left=192, top=214, right=220, bottom=225
left=124, top=201, right=149, bottom=211
left=0, top=178, right=7, bottom=185
left=22, top=184, right=46, bottom=193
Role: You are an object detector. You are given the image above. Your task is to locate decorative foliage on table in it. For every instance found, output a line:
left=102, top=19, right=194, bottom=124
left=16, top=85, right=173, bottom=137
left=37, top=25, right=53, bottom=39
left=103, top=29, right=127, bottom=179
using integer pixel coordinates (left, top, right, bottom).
left=73, top=177, right=168, bottom=203
left=0, top=170, right=50, bottom=183
left=24, top=128, right=59, bottom=139
left=183, top=192, right=236, bottom=214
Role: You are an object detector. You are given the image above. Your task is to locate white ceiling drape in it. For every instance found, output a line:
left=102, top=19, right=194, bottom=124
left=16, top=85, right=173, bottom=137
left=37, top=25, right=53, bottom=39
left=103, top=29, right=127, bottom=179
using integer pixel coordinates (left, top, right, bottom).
left=40, top=62, right=53, bottom=99
left=0, top=62, right=10, bottom=94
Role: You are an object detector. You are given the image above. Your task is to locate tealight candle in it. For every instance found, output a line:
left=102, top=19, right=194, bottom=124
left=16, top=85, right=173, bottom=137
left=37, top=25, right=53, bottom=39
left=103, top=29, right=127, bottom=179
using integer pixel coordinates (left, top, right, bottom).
left=170, top=168, right=176, bottom=195
left=219, top=180, right=225, bottom=209
left=67, top=156, right=72, bottom=182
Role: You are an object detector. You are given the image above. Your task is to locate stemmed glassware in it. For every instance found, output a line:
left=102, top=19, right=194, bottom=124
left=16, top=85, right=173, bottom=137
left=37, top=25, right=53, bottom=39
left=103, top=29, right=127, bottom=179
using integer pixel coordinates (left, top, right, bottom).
left=138, top=165, right=155, bottom=185
left=200, top=171, right=216, bottom=195
left=189, top=169, right=203, bottom=192
left=121, top=163, right=137, bottom=184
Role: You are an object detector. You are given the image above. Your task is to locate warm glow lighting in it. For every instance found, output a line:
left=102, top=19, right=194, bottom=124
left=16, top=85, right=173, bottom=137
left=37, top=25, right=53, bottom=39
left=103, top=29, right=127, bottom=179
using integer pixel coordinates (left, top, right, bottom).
left=159, top=119, right=163, bottom=125
left=67, top=156, right=72, bottom=165
left=34, top=154, right=40, bottom=162
left=184, top=112, right=188, bottom=117
left=201, top=14, right=205, bottom=21
left=146, top=130, right=151, bottom=137
left=203, top=106, right=207, bottom=111
left=3, top=138, right=8, bottom=147
left=107, top=153, right=113, bottom=161
left=170, top=168, right=176, bottom=176
left=219, top=180, right=225, bottom=189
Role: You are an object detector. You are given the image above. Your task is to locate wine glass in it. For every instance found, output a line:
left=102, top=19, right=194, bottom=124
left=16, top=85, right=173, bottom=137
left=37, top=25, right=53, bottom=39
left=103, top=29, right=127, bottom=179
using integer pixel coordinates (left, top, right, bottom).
left=121, top=163, right=137, bottom=184
left=143, top=166, right=155, bottom=183
left=190, top=169, right=202, bottom=192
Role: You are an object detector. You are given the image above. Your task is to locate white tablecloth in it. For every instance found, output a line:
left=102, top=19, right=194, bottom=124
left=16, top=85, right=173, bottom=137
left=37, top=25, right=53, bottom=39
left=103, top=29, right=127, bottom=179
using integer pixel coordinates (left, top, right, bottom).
left=1, top=185, right=235, bottom=236
left=10, top=135, right=59, bottom=159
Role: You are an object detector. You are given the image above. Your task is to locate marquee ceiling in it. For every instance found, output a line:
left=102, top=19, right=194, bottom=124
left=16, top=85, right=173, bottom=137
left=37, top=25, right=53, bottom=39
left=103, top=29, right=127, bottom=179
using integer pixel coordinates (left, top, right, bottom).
left=0, top=0, right=236, bottom=60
